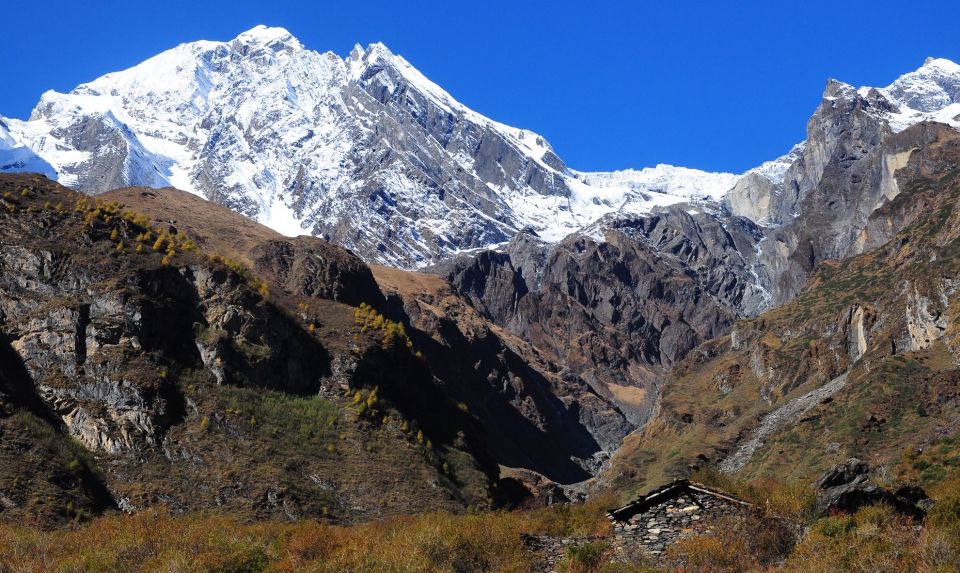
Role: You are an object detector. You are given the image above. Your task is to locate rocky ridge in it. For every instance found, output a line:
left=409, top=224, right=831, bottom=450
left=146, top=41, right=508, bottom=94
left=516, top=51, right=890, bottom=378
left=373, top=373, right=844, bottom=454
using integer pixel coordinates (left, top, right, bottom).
left=3, top=32, right=960, bottom=522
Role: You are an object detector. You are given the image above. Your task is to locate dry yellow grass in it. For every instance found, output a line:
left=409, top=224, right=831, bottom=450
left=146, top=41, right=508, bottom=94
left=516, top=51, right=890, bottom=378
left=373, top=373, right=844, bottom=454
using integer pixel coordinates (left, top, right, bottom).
left=0, top=475, right=957, bottom=572
left=0, top=495, right=618, bottom=573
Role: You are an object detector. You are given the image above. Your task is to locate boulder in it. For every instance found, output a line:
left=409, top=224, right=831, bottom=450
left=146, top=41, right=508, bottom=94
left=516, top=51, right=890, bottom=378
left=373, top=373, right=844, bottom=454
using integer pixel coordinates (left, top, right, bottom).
left=815, top=458, right=927, bottom=519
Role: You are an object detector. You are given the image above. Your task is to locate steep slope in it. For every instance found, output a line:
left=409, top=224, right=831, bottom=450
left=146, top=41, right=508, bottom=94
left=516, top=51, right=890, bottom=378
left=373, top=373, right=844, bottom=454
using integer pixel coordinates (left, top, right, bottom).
left=0, top=336, right=115, bottom=526
left=728, top=57, right=960, bottom=229
left=727, top=58, right=960, bottom=304
left=102, top=185, right=633, bottom=482
left=5, top=30, right=960, bottom=285
left=0, top=172, right=644, bottom=528
left=371, top=264, right=632, bottom=481
left=603, top=124, right=960, bottom=494
left=438, top=60, right=960, bottom=439
left=0, top=173, right=520, bottom=525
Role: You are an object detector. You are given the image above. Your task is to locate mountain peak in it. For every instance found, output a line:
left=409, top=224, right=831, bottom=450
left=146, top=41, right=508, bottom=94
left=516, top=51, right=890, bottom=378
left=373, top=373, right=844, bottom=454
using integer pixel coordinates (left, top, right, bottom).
left=233, top=25, right=301, bottom=50
left=920, top=56, right=959, bottom=71
left=878, top=56, right=960, bottom=127
left=364, top=42, right=393, bottom=58
left=350, top=41, right=397, bottom=65
left=822, top=78, right=855, bottom=99
left=815, top=58, right=960, bottom=134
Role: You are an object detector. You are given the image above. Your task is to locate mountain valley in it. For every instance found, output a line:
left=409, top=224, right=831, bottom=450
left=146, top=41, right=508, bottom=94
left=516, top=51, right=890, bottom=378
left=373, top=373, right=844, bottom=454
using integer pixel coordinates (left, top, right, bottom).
left=1, top=23, right=960, bottom=573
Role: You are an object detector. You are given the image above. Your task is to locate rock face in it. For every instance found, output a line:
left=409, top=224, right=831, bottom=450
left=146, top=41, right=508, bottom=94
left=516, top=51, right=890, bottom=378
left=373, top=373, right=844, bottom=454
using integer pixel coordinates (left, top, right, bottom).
left=4, top=36, right=960, bottom=526
left=102, top=180, right=637, bottom=483
left=433, top=63, right=960, bottom=433
left=470, top=120, right=960, bottom=435
left=723, top=144, right=804, bottom=226
left=442, top=205, right=769, bottom=425
left=6, top=174, right=711, bottom=528
left=0, top=323, right=119, bottom=524
left=1, top=239, right=331, bottom=454
left=738, top=59, right=960, bottom=306
left=373, top=265, right=632, bottom=480
left=6, top=40, right=960, bottom=445
left=250, top=237, right=384, bottom=307
left=604, top=125, right=960, bottom=492
left=0, top=174, right=518, bottom=524
left=760, top=118, right=957, bottom=305
left=105, top=181, right=635, bottom=483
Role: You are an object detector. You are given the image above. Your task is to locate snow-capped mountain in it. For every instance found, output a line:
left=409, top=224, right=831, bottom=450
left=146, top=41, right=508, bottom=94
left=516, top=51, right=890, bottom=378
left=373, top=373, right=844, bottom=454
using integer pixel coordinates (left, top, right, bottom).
left=872, top=57, right=960, bottom=132
left=3, top=26, right=960, bottom=268
left=0, top=26, right=734, bottom=267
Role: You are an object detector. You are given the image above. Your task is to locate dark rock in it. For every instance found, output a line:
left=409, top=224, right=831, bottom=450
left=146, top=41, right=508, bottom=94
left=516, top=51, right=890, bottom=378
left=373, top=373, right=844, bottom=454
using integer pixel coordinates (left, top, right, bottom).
left=444, top=210, right=768, bottom=430
left=815, top=458, right=927, bottom=519
left=815, top=457, right=869, bottom=489
left=251, top=237, right=384, bottom=307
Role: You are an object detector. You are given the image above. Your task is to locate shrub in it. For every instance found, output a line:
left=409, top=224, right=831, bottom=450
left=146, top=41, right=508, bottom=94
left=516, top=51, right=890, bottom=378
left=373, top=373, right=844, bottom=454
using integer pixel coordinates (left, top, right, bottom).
left=812, top=514, right=856, bottom=537
left=563, top=541, right=607, bottom=573
left=354, top=303, right=415, bottom=352
left=927, top=479, right=960, bottom=530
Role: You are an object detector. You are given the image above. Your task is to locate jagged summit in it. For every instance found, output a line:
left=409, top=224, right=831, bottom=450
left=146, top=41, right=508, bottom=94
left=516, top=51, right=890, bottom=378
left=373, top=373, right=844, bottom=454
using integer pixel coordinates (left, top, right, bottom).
left=920, top=56, right=959, bottom=70
left=0, top=26, right=750, bottom=267
left=878, top=57, right=960, bottom=130
left=820, top=57, right=960, bottom=132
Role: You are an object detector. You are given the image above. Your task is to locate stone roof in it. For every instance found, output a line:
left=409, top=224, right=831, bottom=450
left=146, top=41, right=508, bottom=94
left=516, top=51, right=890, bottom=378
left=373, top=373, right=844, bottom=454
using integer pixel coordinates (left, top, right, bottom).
left=605, top=479, right=756, bottom=558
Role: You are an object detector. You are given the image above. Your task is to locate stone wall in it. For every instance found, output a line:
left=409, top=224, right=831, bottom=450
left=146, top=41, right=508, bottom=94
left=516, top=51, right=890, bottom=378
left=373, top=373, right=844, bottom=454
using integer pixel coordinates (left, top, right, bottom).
left=609, top=482, right=753, bottom=557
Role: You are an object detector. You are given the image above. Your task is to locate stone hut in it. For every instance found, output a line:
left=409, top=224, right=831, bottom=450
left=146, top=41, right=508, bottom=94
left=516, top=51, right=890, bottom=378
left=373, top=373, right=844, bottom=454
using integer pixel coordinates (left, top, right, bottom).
left=606, top=479, right=754, bottom=557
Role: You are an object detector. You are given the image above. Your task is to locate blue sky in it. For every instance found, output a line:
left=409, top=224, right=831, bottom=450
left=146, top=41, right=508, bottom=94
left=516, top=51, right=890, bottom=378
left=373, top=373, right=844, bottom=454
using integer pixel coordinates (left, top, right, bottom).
left=6, top=0, right=960, bottom=173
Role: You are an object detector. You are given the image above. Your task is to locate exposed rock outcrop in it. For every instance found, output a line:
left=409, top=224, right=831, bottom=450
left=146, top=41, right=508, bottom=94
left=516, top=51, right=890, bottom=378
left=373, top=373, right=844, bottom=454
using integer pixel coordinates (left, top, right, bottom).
left=251, top=237, right=385, bottom=307
left=815, top=458, right=928, bottom=519
left=760, top=115, right=960, bottom=305
left=605, top=126, right=960, bottom=490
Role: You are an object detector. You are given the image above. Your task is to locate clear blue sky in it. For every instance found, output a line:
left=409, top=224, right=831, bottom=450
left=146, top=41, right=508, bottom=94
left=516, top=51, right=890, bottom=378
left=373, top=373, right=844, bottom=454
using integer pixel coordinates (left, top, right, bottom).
left=6, top=0, right=960, bottom=173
